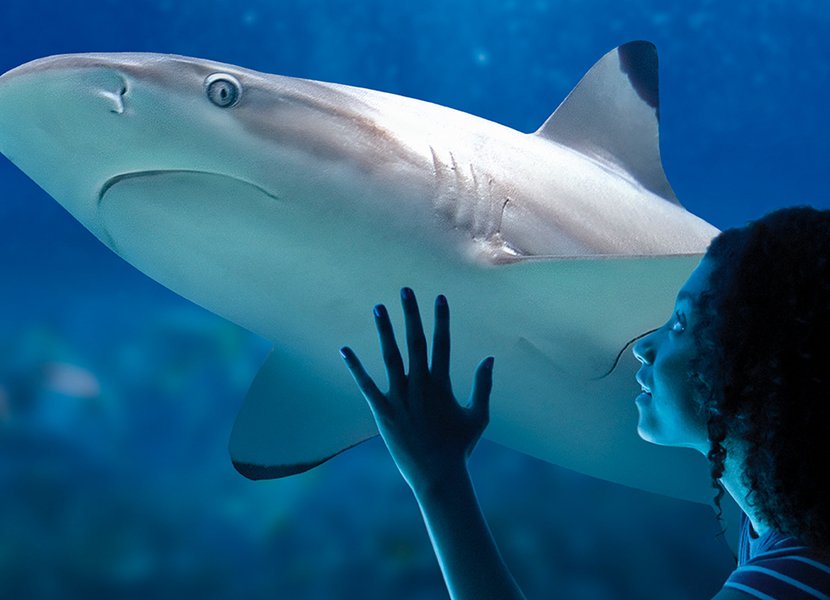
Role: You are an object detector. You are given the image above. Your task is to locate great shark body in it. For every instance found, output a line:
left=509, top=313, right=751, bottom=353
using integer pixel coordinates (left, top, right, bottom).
left=0, top=42, right=723, bottom=506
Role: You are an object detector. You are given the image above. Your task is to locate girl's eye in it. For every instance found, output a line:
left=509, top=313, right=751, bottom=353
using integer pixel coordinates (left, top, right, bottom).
left=671, top=311, right=686, bottom=333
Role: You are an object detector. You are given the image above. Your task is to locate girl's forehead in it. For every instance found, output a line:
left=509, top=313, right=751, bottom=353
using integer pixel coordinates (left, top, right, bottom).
left=677, top=258, right=716, bottom=305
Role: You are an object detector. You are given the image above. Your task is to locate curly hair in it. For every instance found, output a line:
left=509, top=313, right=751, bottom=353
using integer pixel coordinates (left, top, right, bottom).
left=690, top=206, right=830, bottom=548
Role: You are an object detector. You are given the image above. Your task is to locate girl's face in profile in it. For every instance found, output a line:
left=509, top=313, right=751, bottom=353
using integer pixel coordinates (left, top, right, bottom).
left=632, top=258, right=714, bottom=453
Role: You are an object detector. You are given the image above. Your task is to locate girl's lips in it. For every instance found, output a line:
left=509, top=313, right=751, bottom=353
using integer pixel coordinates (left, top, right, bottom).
left=635, top=371, right=652, bottom=394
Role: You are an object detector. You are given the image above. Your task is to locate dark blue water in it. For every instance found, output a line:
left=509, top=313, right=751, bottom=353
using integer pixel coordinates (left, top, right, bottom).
left=0, top=1, right=827, bottom=598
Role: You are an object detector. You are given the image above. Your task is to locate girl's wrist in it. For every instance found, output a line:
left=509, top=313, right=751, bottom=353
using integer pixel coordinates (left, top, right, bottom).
left=409, top=460, right=472, bottom=501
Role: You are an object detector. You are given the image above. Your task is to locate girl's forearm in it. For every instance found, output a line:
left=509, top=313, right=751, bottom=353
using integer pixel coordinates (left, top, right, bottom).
left=412, top=467, right=528, bottom=600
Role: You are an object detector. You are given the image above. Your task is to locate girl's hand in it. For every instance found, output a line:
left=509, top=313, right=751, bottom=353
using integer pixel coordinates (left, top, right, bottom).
left=340, top=287, right=494, bottom=493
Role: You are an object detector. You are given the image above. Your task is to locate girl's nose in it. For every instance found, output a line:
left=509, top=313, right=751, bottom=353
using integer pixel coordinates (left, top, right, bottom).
left=633, top=331, right=656, bottom=365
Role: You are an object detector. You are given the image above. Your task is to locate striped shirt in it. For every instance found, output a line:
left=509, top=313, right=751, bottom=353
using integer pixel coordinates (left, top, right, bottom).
left=722, top=512, right=830, bottom=599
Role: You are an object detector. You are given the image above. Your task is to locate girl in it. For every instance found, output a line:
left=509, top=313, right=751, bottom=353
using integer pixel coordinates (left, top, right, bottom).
left=340, top=206, right=830, bottom=599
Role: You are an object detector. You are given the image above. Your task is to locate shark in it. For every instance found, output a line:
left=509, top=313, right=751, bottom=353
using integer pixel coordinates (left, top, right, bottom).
left=0, top=42, right=724, bottom=508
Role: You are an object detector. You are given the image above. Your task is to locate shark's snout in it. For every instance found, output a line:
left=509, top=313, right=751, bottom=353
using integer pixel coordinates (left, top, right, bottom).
left=0, top=58, right=130, bottom=145
left=0, top=56, right=152, bottom=245
left=96, top=77, right=128, bottom=114
left=0, top=54, right=133, bottom=119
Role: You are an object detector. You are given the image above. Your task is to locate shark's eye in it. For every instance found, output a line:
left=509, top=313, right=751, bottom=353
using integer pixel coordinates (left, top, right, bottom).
left=205, top=73, right=241, bottom=108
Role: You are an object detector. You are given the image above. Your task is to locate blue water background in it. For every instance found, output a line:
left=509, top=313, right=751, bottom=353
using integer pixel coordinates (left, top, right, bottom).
left=0, top=1, right=828, bottom=598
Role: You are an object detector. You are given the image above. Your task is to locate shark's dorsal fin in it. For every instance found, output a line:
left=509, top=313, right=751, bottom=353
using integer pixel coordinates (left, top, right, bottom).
left=535, top=41, right=679, bottom=206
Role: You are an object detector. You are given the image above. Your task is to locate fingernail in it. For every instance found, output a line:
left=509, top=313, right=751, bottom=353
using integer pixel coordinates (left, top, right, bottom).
left=401, top=287, right=413, bottom=301
left=340, top=347, right=350, bottom=359
left=436, top=294, right=447, bottom=307
left=484, top=356, right=495, bottom=370
left=373, top=304, right=386, bottom=318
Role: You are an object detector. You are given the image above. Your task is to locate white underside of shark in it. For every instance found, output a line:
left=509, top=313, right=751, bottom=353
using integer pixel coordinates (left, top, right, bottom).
left=0, top=42, right=728, bottom=512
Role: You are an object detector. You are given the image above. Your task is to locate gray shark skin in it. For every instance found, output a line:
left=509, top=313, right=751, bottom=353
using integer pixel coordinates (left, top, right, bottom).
left=0, top=42, right=722, bottom=506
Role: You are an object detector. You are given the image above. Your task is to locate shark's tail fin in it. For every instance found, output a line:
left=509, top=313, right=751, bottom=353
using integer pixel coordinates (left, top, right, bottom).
left=535, top=41, right=679, bottom=206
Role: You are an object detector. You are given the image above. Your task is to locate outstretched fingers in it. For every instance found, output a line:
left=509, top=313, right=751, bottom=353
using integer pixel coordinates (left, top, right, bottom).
left=340, top=346, right=391, bottom=416
left=469, top=356, right=495, bottom=423
left=373, top=303, right=406, bottom=393
left=401, top=287, right=429, bottom=382
left=431, top=294, right=451, bottom=385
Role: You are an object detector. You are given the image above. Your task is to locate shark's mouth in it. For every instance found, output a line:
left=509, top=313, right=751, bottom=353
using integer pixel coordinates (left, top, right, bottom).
left=97, top=169, right=282, bottom=305
left=98, top=169, right=278, bottom=206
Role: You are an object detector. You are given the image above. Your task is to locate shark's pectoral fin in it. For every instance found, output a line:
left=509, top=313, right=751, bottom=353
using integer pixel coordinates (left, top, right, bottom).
left=229, top=347, right=378, bottom=480
left=535, top=41, right=678, bottom=206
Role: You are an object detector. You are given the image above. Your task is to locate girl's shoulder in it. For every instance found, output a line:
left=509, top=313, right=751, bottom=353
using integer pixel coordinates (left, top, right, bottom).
left=724, top=550, right=830, bottom=600
left=710, top=588, right=758, bottom=600
left=719, top=512, right=830, bottom=599
left=716, top=546, right=830, bottom=600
